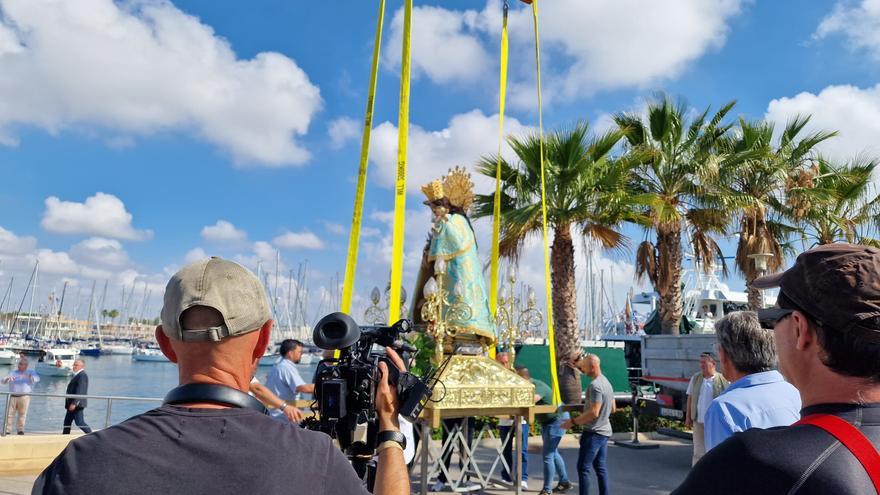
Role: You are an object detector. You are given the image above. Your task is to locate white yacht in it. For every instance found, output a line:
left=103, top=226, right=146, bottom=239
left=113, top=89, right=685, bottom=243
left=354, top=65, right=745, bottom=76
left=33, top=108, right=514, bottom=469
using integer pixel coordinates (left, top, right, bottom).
left=132, top=347, right=170, bottom=362
left=36, top=348, right=79, bottom=376
left=0, top=347, right=17, bottom=365
left=101, top=343, right=134, bottom=355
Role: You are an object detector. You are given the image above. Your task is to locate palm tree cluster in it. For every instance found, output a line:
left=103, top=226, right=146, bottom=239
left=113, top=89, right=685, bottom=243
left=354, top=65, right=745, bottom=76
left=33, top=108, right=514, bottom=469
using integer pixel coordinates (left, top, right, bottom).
left=474, top=94, right=880, bottom=387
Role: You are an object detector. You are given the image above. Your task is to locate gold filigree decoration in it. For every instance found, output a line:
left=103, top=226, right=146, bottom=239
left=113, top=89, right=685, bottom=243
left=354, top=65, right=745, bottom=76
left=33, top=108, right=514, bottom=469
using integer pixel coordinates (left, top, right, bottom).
left=442, top=166, right=475, bottom=212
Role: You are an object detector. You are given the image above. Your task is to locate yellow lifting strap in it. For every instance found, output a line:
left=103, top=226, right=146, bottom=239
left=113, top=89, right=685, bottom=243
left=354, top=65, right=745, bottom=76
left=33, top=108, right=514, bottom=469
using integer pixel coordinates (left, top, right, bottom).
left=387, top=0, right=413, bottom=326
left=530, top=0, right=562, bottom=406
left=488, top=0, right=510, bottom=361
left=340, top=0, right=386, bottom=315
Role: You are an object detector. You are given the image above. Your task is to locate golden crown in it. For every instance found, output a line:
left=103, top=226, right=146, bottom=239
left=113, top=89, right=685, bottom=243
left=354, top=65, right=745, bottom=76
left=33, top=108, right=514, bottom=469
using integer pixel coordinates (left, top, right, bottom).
left=442, top=166, right=474, bottom=212
left=421, top=180, right=445, bottom=202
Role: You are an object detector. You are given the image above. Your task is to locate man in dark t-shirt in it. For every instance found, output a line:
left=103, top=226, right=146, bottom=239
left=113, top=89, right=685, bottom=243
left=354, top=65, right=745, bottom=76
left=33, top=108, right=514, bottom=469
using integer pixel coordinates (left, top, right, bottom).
left=674, top=244, right=880, bottom=494
left=33, top=258, right=409, bottom=495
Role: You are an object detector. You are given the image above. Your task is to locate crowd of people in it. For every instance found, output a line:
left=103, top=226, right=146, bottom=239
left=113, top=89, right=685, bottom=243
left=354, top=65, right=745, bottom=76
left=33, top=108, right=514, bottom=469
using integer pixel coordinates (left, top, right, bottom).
left=26, top=242, right=880, bottom=494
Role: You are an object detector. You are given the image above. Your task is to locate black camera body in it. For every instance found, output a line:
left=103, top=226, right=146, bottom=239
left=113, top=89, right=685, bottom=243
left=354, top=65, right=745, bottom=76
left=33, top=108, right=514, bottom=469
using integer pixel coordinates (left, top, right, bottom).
left=304, top=312, right=432, bottom=482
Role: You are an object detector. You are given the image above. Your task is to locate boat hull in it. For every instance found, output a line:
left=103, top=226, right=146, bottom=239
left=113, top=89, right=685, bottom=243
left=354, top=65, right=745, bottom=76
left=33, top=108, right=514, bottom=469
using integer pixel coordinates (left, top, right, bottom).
left=132, top=353, right=170, bottom=362
left=0, top=350, right=16, bottom=365
left=35, top=363, right=74, bottom=376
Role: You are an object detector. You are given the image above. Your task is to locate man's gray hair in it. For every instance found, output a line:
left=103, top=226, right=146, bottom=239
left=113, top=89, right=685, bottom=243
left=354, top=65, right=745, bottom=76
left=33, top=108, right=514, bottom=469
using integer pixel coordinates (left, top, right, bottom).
left=714, top=311, right=776, bottom=374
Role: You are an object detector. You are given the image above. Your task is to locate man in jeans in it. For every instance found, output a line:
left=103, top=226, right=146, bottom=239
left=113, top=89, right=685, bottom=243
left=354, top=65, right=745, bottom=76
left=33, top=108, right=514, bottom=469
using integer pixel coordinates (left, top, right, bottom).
left=497, top=355, right=528, bottom=490
left=561, top=354, right=614, bottom=495
left=530, top=368, right=571, bottom=495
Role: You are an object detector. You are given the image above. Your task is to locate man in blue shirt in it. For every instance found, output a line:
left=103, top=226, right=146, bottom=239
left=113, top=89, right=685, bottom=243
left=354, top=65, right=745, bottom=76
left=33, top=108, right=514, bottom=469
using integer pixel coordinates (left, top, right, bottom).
left=265, top=339, right=314, bottom=421
left=3, top=358, right=40, bottom=434
left=704, top=311, right=801, bottom=450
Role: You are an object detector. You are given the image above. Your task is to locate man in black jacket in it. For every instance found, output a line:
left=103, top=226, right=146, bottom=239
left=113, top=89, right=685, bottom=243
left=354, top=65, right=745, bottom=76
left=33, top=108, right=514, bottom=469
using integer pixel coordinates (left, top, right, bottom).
left=674, top=243, right=880, bottom=494
left=62, top=359, right=92, bottom=434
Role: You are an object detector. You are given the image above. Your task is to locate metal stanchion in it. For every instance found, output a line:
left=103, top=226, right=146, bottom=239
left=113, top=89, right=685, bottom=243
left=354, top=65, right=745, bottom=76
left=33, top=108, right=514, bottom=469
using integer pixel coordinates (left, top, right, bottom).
left=613, top=384, right=658, bottom=450
left=420, top=422, right=430, bottom=495
left=104, top=398, right=113, bottom=429
left=1, top=393, right=10, bottom=437
left=514, top=415, right=522, bottom=495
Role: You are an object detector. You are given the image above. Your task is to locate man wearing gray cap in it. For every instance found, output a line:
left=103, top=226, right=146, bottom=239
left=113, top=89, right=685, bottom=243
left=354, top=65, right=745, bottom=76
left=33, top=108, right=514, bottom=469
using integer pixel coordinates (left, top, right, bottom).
left=33, top=257, right=408, bottom=494
left=674, top=244, right=880, bottom=494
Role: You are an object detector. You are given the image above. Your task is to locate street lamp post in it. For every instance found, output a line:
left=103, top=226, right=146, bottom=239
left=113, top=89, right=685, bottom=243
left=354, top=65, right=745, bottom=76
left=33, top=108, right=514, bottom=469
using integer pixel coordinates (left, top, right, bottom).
left=363, top=284, right=408, bottom=325
left=494, top=265, right=543, bottom=364
left=748, top=252, right=775, bottom=308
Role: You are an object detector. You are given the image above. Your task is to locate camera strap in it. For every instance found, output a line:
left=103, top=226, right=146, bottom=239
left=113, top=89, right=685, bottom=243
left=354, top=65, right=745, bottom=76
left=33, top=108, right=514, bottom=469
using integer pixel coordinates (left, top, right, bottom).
left=163, top=383, right=268, bottom=415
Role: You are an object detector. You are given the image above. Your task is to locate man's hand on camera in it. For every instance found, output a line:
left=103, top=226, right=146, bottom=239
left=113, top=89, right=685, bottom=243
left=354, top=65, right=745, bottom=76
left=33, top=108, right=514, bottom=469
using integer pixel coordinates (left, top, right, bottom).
left=376, top=347, right=403, bottom=431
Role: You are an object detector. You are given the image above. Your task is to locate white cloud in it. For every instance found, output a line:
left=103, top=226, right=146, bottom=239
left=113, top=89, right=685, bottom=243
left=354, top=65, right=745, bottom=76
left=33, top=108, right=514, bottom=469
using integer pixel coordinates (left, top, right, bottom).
left=507, top=0, right=745, bottom=104
left=370, top=109, right=533, bottom=195
left=41, top=192, right=152, bottom=240
left=201, top=220, right=247, bottom=244
left=184, top=247, right=208, bottom=264
left=34, top=249, right=80, bottom=276
left=273, top=231, right=324, bottom=250
left=328, top=117, right=360, bottom=149
left=0, top=0, right=321, bottom=166
left=70, top=237, right=129, bottom=268
left=324, top=222, right=346, bottom=235
left=384, top=0, right=745, bottom=106
left=0, top=226, right=37, bottom=255
left=253, top=241, right=277, bottom=263
left=385, top=4, right=492, bottom=84
left=765, top=84, right=880, bottom=160
left=815, top=0, right=880, bottom=59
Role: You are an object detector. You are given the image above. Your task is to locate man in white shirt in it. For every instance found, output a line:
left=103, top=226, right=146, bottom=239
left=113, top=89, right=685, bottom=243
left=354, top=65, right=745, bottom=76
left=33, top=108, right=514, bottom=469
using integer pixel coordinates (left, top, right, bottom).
left=265, top=339, right=314, bottom=421
left=685, top=352, right=728, bottom=465
left=2, top=358, right=40, bottom=434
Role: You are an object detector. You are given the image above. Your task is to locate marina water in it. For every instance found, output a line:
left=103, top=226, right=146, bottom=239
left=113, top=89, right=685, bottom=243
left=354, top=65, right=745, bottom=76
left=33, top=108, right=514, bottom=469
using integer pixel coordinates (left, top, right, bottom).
left=1, top=355, right=318, bottom=434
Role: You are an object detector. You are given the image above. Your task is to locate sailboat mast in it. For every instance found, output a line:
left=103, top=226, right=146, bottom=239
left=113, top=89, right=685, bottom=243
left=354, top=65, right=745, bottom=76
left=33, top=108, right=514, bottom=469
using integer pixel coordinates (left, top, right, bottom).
left=85, top=281, right=96, bottom=342
left=25, top=261, right=39, bottom=337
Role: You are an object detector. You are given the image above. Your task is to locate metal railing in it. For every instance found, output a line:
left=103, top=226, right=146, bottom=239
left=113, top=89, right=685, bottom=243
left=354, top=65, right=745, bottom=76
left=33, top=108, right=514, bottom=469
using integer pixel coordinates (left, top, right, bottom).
left=1, top=391, right=163, bottom=436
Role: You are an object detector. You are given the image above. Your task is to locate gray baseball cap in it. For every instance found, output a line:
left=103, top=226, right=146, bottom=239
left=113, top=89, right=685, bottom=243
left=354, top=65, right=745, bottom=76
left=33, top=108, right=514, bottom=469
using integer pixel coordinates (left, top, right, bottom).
left=160, top=257, right=271, bottom=342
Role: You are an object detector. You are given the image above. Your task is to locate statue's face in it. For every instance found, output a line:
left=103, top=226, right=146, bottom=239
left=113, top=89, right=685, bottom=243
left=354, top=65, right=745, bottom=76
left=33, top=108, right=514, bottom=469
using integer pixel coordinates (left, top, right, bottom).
left=430, top=204, right=448, bottom=220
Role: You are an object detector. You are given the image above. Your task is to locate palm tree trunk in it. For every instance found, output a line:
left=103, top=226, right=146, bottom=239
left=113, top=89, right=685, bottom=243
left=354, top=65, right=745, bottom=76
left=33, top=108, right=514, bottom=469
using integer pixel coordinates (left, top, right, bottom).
left=657, top=223, right=683, bottom=335
left=747, top=284, right=764, bottom=310
left=550, top=224, right=580, bottom=402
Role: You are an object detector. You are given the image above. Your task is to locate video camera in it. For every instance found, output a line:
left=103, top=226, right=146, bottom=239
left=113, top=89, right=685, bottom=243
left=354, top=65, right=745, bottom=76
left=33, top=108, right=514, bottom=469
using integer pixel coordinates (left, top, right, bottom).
left=303, top=312, right=434, bottom=486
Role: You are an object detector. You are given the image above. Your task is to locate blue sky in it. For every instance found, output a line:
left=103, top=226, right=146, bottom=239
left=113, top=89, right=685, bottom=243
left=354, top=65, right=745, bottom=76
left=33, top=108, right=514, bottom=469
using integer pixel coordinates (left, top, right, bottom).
left=0, top=0, right=878, bottom=326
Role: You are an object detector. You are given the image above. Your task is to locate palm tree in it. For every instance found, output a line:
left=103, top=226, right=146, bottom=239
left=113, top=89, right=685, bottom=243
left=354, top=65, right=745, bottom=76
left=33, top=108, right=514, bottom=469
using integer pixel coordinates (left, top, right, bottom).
left=792, top=157, right=880, bottom=246
left=614, top=95, right=745, bottom=334
left=723, top=117, right=836, bottom=309
left=473, top=122, right=635, bottom=399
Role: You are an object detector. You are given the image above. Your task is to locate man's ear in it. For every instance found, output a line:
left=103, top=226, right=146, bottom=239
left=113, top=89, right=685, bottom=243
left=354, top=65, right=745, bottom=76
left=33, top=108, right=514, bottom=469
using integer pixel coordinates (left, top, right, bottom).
left=155, top=327, right=178, bottom=363
left=793, top=311, right=815, bottom=351
left=252, top=319, right=273, bottom=363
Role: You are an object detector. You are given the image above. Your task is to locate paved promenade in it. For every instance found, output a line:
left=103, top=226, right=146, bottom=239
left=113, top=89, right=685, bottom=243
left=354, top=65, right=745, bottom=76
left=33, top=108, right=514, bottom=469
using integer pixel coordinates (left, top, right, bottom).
left=3, top=433, right=691, bottom=494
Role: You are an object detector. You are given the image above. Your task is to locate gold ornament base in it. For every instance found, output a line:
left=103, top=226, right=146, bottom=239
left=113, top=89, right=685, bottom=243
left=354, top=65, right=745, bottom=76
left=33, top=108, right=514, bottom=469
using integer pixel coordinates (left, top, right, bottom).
left=425, top=354, right=535, bottom=415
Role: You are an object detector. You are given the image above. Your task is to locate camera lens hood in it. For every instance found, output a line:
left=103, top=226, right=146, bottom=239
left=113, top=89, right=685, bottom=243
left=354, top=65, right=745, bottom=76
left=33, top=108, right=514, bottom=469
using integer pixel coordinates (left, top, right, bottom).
left=313, top=312, right=362, bottom=350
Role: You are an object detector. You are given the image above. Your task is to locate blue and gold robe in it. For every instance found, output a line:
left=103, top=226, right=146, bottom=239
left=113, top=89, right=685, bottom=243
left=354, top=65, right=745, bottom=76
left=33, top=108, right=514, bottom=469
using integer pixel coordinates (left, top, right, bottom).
left=428, top=213, right=496, bottom=342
